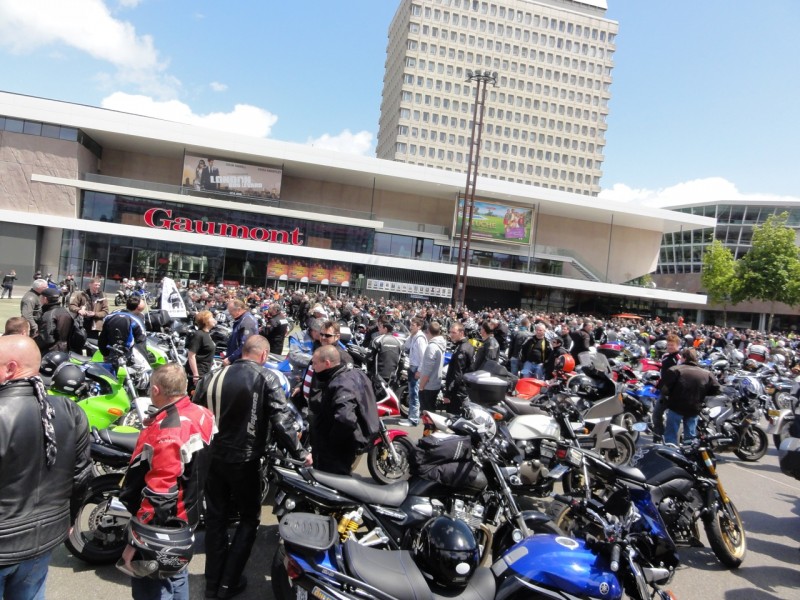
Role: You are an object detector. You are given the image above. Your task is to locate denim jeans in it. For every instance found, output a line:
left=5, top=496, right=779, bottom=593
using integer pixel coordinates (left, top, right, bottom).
left=0, top=551, right=51, bottom=600
left=664, top=410, right=698, bottom=446
left=131, top=569, right=189, bottom=600
left=407, top=366, right=420, bottom=424
left=509, top=357, right=520, bottom=377
left=521, top=361, right=545, bottom=379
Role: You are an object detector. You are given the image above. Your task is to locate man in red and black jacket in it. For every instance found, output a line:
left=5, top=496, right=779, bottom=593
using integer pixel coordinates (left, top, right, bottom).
left=120, top=363, right=215, bottom=599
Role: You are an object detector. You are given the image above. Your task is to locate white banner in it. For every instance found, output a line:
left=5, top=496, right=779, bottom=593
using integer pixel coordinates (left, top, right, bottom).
left=160, top=277, right=188, bottom=319
left=365, top=279, right=452, bottom=299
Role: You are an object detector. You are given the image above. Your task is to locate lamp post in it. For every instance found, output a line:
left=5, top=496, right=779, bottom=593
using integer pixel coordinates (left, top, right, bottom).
left=454, top=69, right=497, bottom=308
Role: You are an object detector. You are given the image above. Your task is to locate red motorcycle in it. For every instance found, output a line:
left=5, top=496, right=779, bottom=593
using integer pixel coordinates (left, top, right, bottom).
left=365, top=375, right=415, bottom=484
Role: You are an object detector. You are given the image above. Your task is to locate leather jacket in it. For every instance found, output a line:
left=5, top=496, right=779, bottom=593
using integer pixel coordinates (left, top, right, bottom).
left=444, top=338, right=475, bottom=401
left=194, top=359, right=307, bottom=463
left=0, top=380, right=92, bottom=565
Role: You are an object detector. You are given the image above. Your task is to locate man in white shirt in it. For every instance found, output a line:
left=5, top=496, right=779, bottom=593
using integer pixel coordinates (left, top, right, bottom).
left=399, top=317, right=427, bottom=427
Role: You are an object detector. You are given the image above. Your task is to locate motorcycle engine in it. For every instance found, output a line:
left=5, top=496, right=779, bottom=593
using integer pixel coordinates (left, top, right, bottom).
left=449, top=498, right=486, bottom=529
left=657, top=496, right=686, bottom=528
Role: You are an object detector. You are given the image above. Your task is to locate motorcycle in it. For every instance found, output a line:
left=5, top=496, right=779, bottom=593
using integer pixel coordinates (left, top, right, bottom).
left=364, top=375, right=415, bottom=485
left=696, top=377, right=768, bottom=462
left=272, top=499, right=677, bottom=600
left=270, top=402, right=560, bottom=557
left=551, top=433, right=747, bottom=569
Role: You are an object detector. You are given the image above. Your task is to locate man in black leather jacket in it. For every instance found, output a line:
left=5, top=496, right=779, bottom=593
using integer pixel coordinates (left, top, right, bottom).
left=472, top=321, right=499, bottom=372
left=0, top=335, right=91, bottom=598
left=443, top=322, right=475, bottom=414
left=310, top=345, right=380, bottom=475
left=194, top=335, right=311, bottom=599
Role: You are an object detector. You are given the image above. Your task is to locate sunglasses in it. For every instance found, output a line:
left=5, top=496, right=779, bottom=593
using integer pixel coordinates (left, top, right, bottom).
left=320, top=333, right=337, bottom=338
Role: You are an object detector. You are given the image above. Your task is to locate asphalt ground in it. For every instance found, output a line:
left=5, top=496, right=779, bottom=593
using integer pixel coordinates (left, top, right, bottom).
left=1, top=298, right=799, bottom=599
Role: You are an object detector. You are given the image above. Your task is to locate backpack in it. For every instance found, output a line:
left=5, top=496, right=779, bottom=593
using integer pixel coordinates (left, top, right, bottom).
left=351, top=369, right=381, bottom=452
left=68, top=313, right=88, bottom=353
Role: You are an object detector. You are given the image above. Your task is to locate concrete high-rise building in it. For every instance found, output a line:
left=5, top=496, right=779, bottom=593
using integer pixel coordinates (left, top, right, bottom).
left=377, top=0, right=618, bottom=196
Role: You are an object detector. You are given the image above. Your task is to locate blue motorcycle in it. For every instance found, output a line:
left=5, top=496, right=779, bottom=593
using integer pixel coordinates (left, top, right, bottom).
left=271, top=493, right=677, bottom=600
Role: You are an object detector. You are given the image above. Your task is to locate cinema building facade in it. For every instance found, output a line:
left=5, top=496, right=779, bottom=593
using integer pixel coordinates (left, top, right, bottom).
left=0, top=91, right=712, bottom=313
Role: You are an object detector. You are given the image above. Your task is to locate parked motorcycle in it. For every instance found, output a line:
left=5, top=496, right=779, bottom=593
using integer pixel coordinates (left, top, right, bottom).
left=551, top=433, right=747, bottom=569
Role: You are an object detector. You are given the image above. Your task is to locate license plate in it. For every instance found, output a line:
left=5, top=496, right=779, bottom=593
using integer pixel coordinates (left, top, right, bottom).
left=768, top=409, right=782, bottom=418
left=548, top=464, right=569, bottom=480
left=275, top=491, right=286, bottom=506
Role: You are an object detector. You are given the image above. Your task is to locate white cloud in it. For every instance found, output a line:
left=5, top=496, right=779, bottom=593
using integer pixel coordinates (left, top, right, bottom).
left=306, top=130, right=374, bottom=156
left=101, top=92, right=278, bottom=137
left=0, top=0, right=176, bottom=96
left=209, top=81, right=228, bottom=92
left=599, top=177, right=800, bottom=208
left=117, top=0, right=143, bottom=7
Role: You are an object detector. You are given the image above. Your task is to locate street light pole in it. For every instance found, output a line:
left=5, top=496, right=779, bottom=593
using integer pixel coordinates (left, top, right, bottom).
left=454, top=69, right=497, bottom=308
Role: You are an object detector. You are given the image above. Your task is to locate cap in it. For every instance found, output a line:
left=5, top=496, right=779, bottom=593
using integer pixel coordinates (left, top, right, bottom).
left=41, top=287, right=62, bottom=299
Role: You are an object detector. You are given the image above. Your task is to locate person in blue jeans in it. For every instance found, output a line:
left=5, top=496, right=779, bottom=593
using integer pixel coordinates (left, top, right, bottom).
left=661, top=348, right=720, bottom=445
left=400, top=317, right=428, bottom=427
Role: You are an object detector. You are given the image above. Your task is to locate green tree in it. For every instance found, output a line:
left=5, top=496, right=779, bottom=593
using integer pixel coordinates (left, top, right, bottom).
left=701, top=239, right=736, bottom=327
left=732, top=212, right=800, bottom=331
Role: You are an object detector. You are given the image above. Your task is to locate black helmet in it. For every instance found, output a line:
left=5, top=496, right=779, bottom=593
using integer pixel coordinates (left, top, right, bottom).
left=412, top=516, right=479, bottom=588
left=126, top=517, right=194, bottom=579
left=51, top=363, right=86, bottom=396
left=567, top=374, right=596, bottom=398
left=743, top=358, right=759, bottom=372
left=40, top=350, right=70, bottom=378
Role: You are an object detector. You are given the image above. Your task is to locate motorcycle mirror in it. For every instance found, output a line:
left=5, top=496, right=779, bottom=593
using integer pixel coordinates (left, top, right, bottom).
left=631, top=422, right=649, bottom=432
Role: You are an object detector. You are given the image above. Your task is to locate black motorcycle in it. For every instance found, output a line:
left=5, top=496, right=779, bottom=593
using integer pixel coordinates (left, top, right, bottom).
left=550, top=433, right=747, bottom=569
left=271, top=403, right=562, bottom=558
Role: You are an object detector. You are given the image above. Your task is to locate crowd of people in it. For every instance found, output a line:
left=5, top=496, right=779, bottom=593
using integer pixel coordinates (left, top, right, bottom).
left=3, top=276, right=800, bottom=599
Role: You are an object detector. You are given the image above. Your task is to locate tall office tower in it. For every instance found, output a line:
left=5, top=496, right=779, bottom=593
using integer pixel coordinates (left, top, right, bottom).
left=377, top=0, right=618, bottom=196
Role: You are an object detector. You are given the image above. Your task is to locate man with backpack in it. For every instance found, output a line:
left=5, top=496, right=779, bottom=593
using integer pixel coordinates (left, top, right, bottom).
left=309, top=345, right=380, bottom=475
left=37, top=288, right=77, bottom=353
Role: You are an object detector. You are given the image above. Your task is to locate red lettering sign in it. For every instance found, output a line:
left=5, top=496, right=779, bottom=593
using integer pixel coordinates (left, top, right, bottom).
left=142, top=207, right=303, bottom=246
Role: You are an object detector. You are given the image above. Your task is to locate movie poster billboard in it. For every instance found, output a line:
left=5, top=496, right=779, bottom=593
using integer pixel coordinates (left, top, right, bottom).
left=288, top=258, right=309, bottom=281
left=453, top=196, right=533, bottom=246
left=182, top=154, right=282, bottom=200
left=309, top=261, right=330, bottom=283
left=267, top=257, right=290, bottom=278
left=329, top=264, right=351, bottom=286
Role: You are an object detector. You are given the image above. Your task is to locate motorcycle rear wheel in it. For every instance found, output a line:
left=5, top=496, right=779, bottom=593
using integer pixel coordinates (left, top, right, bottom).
left=114, top=295, right=125, bottom=306
left=734, top=426, right=768, bottom=462
left=704, top=498, right=746, bottom=568
left=613, top=412, right=640, bottom=443
left=65, top=474, right=128, bottom=564
left=367, top=437, right=414, bottom=484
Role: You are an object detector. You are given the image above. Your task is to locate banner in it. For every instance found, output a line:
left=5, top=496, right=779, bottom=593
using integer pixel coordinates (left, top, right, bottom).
left=309, top=261, right=330, bottom=284
left=329, top=263, right=351, bottom=286
left=288, top=258, right=309, bottom=281
left=160, top=277, right=187, bottom=319
left=267, top=257, right=290, bottom=278
left=365, top=279, right=452, bottom=299
left=182, top=154, right=282, bottom=200
left=454, top=196, right=533, bottom=246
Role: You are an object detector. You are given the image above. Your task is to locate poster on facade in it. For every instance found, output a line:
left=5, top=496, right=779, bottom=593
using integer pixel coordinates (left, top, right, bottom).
left=267, top=257, right=290, bottom=278
left=329, top=264, right=351, bottom=286
left=309, top=261, right=330, bottom=283
left=159, top=277, right=187, bottom=319
left=182, top=154, right=282, bottom=200
left=453, top=196, right=533, bottom=246
left=288, top=258, right=309, bottom=281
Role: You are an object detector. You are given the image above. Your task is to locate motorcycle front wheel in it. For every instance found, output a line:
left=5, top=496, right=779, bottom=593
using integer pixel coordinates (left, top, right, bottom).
left=114, top=295, right=125, bottom=306
left=65, top=474, right=128, bottom=564
left=734, top=425, right=768, bottom=462
left=613, top=412, right=640, bottom=443
left=704, top=498, right=746, bottom=568
left=367, top=437, right=414, bottom=484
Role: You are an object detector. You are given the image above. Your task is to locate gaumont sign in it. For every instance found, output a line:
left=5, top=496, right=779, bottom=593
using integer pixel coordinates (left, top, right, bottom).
left=143, top=208, right=304, bottom=246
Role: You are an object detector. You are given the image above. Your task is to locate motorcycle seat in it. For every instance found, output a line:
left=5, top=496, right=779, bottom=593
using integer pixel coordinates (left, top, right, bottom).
left=310, top=470, right=409, bottom=507
left=70, top=352, right=93, bottom=364
left=98, top=428, right=139, bottom=453
left=343, top=540, right=496, bottom=600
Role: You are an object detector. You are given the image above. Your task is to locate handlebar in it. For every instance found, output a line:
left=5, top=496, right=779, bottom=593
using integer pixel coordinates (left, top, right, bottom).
left=609, top=543, right=621, bottom=572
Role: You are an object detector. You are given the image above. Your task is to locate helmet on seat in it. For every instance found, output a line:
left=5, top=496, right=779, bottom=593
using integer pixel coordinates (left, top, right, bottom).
left=738, top=375, right=763, bottom=400
left=51, top=363, right=86, bottom=396
left=127, top=517, right=194, bottom=579
left=412, top=516, right=479, bottom=588
left=40, top=350, right=70, bottom=378
left=743, top=358, right=759, bottom=372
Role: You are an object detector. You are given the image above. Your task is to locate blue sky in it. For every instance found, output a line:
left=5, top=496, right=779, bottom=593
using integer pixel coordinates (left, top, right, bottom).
left=0, top=0, right=798, bottom=206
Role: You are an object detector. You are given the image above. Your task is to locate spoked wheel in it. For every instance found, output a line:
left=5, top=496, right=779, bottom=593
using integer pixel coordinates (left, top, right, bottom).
left=367, top=437, right=414, bottom=484
left=734, top=426, right=768, bottom=462
left=65, top=474, right=129, bottom=564
left=704, top=498, right=746, bottom=568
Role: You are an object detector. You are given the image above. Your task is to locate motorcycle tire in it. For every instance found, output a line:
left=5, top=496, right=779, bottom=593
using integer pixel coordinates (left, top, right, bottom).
left=120, top=409, right=142, bottom=430
left=114, top=295, right=125, bottom=306
left=601, top=432, right=635, bottom=466
left=704, top=498, right=746, bottom=569
left=65, top=473, right=128, bottom=564
left=395, top=384, right=410, bottom=417
left=734, top=426, right=768, bottom=462
left=367, top=437, right=415, bottom=485
left=773, top=418, right=793, bottom=451
left=271, top=545, right=295, bottom=598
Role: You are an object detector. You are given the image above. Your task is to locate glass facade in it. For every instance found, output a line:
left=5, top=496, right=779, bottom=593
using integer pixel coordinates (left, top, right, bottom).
left=657, top=204, right=800, bottom=275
